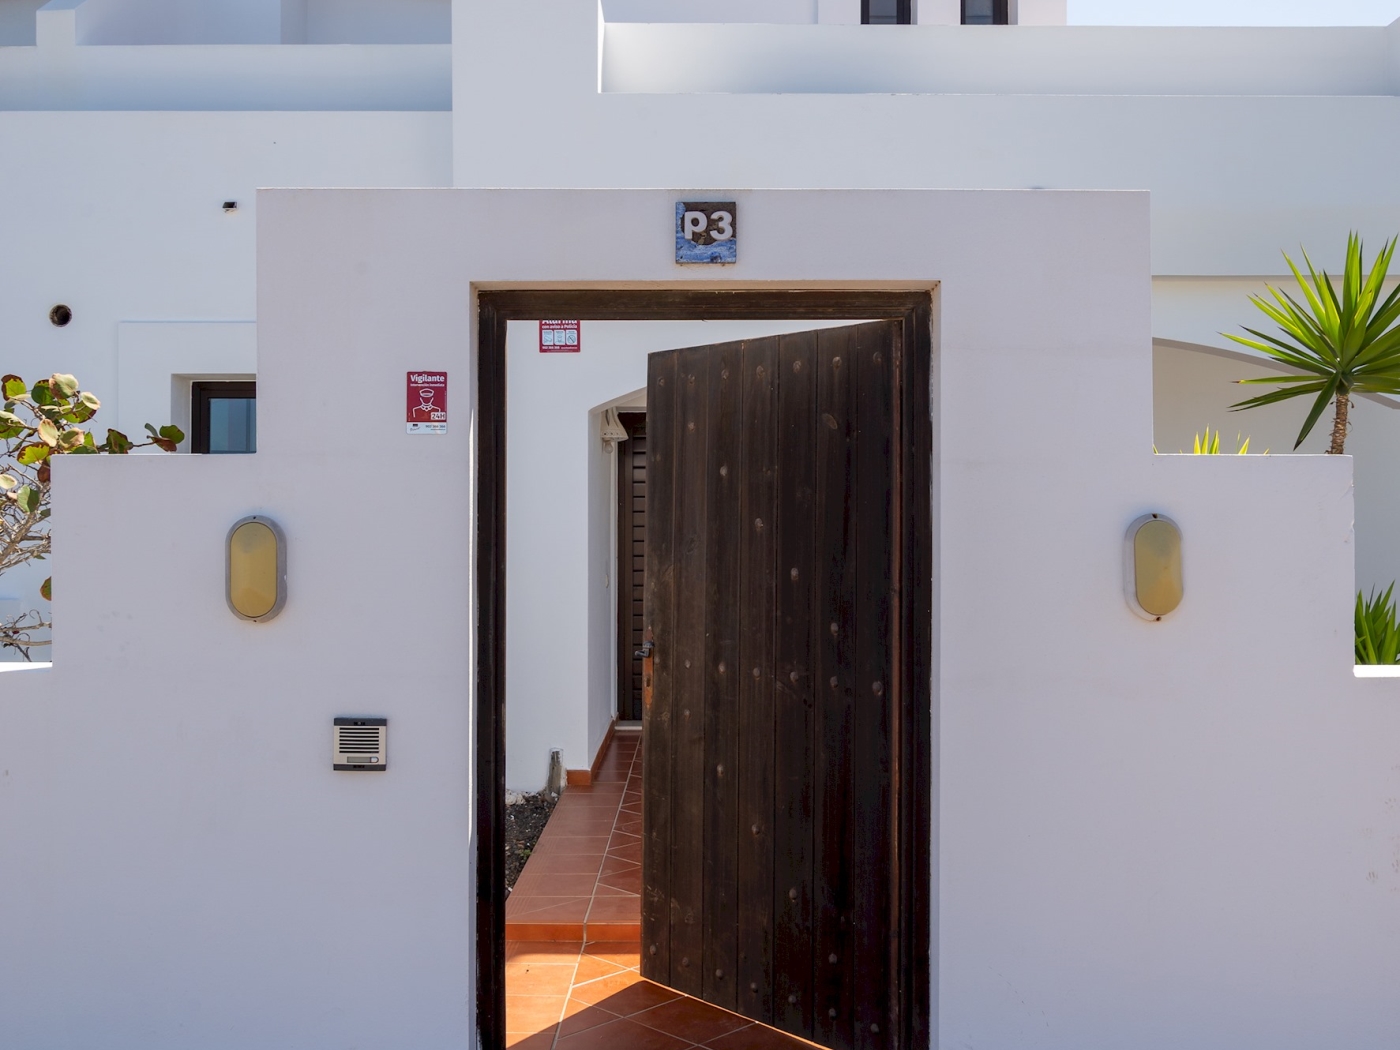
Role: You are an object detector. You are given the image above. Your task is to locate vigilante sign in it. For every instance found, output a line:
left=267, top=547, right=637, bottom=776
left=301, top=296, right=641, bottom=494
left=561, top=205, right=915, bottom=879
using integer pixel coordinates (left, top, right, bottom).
left=406, top=371, right=447, bottom=434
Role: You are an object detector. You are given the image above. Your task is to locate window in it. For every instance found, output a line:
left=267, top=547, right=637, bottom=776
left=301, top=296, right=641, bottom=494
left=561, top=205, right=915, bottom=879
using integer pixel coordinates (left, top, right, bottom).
left=862, top=0, right=911, bottom=25
left=963, top=0, right=1010, bottom=24
left=191, top=381, right=256, bottom=454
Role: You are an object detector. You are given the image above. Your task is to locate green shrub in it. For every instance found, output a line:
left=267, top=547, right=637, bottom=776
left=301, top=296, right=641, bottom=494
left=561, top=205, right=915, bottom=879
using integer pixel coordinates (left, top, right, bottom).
left=1192, top=428, right=1252, bottom=454
left=1355, top=584, right=1400, bottom=664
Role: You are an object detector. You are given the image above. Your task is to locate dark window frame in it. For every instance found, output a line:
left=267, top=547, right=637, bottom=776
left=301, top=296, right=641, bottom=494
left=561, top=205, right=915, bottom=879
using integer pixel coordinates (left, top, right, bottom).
left=861, top=0, right=912, bottom=24
left=190, top=380, right=257, bottom=454
left=962, top=0, right=1010, bottom=24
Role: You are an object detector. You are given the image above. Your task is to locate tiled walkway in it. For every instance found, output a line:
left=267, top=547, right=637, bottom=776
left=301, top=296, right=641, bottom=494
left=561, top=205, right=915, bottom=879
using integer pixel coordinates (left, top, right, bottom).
left=506, top=940, right=822, bottom=1050
left=506, top=729, right=642, bottom=942
left=506, top=731, right=819, bottom=1050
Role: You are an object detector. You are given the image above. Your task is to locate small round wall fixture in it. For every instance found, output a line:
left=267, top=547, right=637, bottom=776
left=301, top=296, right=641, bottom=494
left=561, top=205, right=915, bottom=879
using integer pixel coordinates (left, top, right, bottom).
left=227, top=515, right=287, bottom=622
left=1124, top=513, right=1183, bottom=621
left=49, top=304, right=72, bottom=327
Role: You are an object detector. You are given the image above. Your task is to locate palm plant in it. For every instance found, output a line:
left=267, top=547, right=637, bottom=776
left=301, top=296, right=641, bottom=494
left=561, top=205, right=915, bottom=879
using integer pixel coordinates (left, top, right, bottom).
left=1228, top=233, right=1400, bottom=454
left=1191, top=428, right=1251, bottom=455
left=1356, top=584, right=1400, bottom=665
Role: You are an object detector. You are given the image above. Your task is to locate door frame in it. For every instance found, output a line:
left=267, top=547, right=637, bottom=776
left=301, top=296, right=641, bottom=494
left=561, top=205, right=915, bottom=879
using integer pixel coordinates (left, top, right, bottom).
left=476, top=289, right=934, bottom=1050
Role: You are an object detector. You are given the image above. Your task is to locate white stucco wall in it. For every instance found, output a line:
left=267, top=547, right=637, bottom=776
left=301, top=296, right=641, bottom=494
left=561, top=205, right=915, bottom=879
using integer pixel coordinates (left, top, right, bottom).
left=455, top=0, right=1400, bottom=276
left=1154, top=343, right=1400, bottom=597
left=14, top=0, right=451, bottom=45
left=597, top=0, right=1065, bottom=25
left=1152, top=276, right=1400, bottom=594
left=0, top=110, right=447, bottom=661
left=1, top=186, right=1395, bottom=1048
left=601, top=23, right=1399, bottom=95
left=0, top=110, right=449, bottom=415
left=0, top=40, right=450, bottom=109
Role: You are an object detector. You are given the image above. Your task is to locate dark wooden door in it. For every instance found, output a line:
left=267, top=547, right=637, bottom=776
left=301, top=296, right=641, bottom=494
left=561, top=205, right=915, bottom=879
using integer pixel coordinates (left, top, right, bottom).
left=642, top=322, right=914, bottom=1050
left=616, top=412, right=648, bottom=721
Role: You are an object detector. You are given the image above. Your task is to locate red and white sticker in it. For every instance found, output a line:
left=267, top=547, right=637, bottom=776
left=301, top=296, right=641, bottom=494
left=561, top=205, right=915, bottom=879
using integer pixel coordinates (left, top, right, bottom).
left=540, top=320, right=580, bottom=353
left=406, top=371, right=447, bottom=434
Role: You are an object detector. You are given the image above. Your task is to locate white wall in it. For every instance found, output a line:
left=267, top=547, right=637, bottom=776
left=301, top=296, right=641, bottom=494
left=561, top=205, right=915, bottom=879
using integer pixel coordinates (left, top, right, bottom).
left=113, top=321, right=256, bottom=446
left=1013, top=0, right=1066, bottom=25
left=2, top=186, right=1396, bottom=1047
left=0, top=320, right=255, bottom=663
left=597, top=0, right=1067, bottom=24
left=0, top=107, right=446, bottom=657
left=304, top=0, right=449, bottom=44
left=1150, top=275, right=1400, bottom=593
left=25, top=0, right=449, bottom=44
left=505, top=318, right=859, bottom=790
left=53, top=0, right=282, bottom=44
left=0, top=456, right=476, bottom=1049
left=0, top=111, right=448, bottom=424
left=0, top=0, right=45, bottom=44
left=602, top=24, right=1394, bottom=95
left=459, top=0, right=1400, bottom=277
left=0, top=38, right=450, bottom=109
left=1154, top=342, right=1400, bottom=596
left=607, top=23, right=1394, bottom=94
left=603, top=0, right=822, bottom=23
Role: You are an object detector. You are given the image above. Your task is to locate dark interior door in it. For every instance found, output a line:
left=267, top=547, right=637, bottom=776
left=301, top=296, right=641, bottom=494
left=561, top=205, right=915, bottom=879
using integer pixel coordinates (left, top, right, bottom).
left=642, top=321, right=911, bottom=1050
left=617, top=412, right=648, bottom=721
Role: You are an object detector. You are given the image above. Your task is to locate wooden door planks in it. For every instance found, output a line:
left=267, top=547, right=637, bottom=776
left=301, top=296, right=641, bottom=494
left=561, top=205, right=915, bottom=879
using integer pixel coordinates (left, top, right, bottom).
left=852, top=322, right=897, bottom=1050
left=702, top=342, right=744, bottom=1010
left=897, top=306, right=934, bottom=1050
left=813, top=326, right=857, bottom=1050
left=669, top=346, right=711, bottom=997
left=736, top=336, right=779, bottom=1026
left=642, top=352, right=678, bottom=982
left=643, top=321, right=912, bottom=1050
left=773, top=331, right=818, bottom=1040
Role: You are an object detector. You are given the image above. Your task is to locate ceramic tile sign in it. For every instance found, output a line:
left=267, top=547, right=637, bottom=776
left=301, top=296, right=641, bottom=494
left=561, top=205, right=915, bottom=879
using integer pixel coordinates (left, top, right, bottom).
left=406, top=371, right=447, bottom=434
left=675, top=201, right=737, bottom=264
left=540, top=319, right=581, bottom=353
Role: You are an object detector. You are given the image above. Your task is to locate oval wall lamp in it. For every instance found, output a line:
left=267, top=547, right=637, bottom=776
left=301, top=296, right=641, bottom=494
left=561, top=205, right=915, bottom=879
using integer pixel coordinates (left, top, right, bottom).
left=227, top=515, right=287, bottom=622
left=1124, top=513, right=1182, bottom=621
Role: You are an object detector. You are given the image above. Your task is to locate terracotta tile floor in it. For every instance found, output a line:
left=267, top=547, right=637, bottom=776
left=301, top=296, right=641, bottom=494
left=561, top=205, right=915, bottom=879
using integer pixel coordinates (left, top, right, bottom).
left=506, top=732, right=818, bottom=1049
left=507, top=730, right=643, bottom=943
left=506, top=940, right=824, bottom=1050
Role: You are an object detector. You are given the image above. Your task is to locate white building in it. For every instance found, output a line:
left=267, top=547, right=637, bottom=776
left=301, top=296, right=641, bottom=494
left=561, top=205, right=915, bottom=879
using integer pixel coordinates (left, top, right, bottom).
left=2, top=4, right=1399, bottom=1049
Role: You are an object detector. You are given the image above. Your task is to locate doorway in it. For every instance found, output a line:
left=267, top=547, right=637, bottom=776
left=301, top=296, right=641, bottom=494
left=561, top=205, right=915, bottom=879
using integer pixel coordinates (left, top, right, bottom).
left=616, top=411, right=648, bottom=723
left=478, top=291, right=933, bottom=1050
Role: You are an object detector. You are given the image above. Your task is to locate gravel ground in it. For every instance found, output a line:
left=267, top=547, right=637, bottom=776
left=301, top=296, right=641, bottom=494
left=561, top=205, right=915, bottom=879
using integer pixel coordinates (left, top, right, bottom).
left=505, top=790, right=559, bottom=892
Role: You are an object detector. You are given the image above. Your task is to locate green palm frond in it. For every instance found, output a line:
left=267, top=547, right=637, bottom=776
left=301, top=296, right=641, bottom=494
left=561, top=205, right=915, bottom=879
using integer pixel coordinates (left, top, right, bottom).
left=1224, top=232, right=1400, bottom=449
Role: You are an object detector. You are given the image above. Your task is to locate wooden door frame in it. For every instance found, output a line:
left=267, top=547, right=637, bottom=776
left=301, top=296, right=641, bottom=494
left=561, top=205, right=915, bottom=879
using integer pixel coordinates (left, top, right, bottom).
left=476, top=289, right=934, bottom=1050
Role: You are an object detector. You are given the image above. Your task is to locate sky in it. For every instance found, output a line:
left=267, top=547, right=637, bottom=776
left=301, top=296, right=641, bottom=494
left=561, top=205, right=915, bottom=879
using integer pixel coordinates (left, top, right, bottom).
left=1068, top=0, right=1400, bottom=25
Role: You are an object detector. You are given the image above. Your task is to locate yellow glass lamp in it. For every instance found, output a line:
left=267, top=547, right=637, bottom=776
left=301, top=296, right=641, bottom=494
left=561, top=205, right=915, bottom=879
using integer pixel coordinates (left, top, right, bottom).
left=1124, top=513, right=1182, bottom=621
left=227, top=516, right=287, bottom=621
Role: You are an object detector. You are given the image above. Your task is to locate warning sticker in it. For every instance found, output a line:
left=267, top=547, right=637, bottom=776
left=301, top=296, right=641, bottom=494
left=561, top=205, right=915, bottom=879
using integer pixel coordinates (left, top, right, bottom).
left=540, top=320, right=581, bottom=353
left=407, top=371, right=447, bottom=434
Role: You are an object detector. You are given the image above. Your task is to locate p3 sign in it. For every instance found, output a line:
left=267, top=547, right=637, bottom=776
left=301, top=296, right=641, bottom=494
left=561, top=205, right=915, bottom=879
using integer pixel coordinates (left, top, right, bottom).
left=675, top=201, right=737, bottom=264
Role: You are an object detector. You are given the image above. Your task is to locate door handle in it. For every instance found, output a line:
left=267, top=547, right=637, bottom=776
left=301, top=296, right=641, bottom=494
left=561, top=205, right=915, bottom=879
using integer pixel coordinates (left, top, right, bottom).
left=635, top=640, right=655, bottom=660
